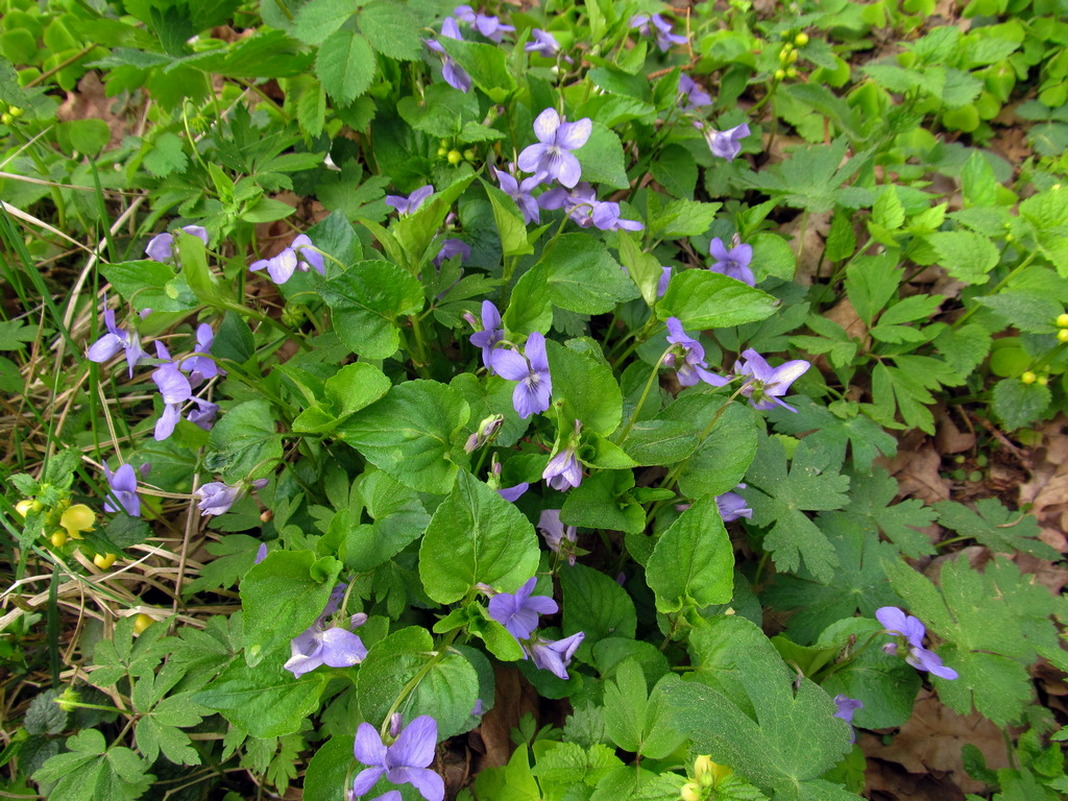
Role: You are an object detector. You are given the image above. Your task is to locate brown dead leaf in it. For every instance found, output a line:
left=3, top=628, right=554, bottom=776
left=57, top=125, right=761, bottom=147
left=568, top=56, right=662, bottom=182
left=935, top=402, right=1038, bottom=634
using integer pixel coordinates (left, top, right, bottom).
left=879, top=435, right=952, bottom=505
left=471, top=664, right=539, bottom=771
left=865, top=690, right=1010, bottom=795
left=781, top=210, right=832, bottom=286
left=824, top=295, right=870, bottom=348
left=864, top=753, right=966, bottom=801
left=56, top=72, right=127, bottom=148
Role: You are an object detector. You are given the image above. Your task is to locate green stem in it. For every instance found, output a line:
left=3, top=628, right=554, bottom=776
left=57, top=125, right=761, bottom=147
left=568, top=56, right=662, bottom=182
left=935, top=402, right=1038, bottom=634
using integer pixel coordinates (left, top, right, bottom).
left=618, top=347, right=672, bottom=442
left=379, top=628, right=462, bottom=738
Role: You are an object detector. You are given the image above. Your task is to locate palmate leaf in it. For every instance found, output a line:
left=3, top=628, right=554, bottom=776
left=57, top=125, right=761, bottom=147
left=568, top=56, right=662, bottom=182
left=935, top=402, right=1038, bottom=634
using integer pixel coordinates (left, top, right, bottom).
left=664, top=616, right=856, bottom=801
left=934, top=498, right=1057, bottom=559
left=736, top=138, right=873, bottom=213
left=768, top=397, right=897, bottom=472
left=741, top=435, right=851, bottom=584
left=33, top=729, right=154, bottom=801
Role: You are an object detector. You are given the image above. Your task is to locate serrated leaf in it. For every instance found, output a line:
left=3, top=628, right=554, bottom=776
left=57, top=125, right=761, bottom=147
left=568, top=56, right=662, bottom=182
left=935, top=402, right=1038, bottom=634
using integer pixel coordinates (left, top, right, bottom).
left=358, top=0, right=423, bottom=60
left=657, top=270, right=779, bottom=329
left=646, top=498, right=734, bottom=614
left=934, top=498, right=1056, bottom=559
left=991, top=377, right=1051, bottom=430
left=926, top=230, right=1000, bottom=285
left=319, top=260, right=424, bottom=359
left=316, top=30, right=376, bottom=103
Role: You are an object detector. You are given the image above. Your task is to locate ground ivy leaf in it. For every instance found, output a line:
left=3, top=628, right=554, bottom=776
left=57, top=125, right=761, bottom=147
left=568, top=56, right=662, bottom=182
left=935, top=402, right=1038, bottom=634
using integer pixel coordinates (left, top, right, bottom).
left=664, top=616, right=853, bottom=798
left=742, top=436, right=849, bottom=583
left=646, top=497, right=734, bottom=614
left=418, top=471, right=540, bottom=603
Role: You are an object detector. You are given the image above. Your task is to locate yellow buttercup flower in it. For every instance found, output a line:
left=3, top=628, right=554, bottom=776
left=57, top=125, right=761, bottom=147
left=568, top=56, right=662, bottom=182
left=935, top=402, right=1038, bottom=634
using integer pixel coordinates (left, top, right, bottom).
left=59, top=504, right=95, bottom=540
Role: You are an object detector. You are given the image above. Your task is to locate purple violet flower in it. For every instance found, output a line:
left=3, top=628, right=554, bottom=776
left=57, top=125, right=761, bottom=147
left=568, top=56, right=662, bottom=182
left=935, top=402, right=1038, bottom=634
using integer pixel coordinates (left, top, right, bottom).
left=433, top=238, right=470, bottom=267
left=453, top=5, right=514, bottom=42
left=734, top=348, right=810, bottom=412
left=488, top=576, right=559, bottom=640
left=630, top=13, right=687, bottom=52
left=494, top=166, right=542, bottom=224
left=517, top=108, right=592, bottom=189
left=715, top=489, right=752, bottom=522
left=87, top=306, right=148, bottom=377
left=525, top=631, right=585, bottom=680
left=352, top=716, right=444, bottom=801
left=144, top=225, right=209, bottom=263
left=709, top=236, right=756, bottom=286
left=249, top=234, right=325, bottom=285
left=543, top=445, right=582, bottom=491
left=538, top=510, right=578, bottom=566
left=833, top=694, right=863, bottom=743
left=151, top=343, right=193, bottom=441
left=664, top=317, right=729, bottom=388
left=469, top=300, right=503, bottom=372
left=591, top=201, right=644, bottom=232
left=490, top=332, right=552, bottom=419
left=498, top=482, right=529, bottom=502
left=186, top=397, right=218, bottom=430
left=195, top=481, right=245, bottom=516
left=180, top=323, right=224, bottom=386
left=703, top=123, right=750, bottom=161
left=678, top=74, right=712, bottom=111
left=103, top=463, right=141, bottom=517
left=425, top=19, right=472, bottom=92
left=385, top=185, right=435, bottom=216
left=876, top=606, right=958, bottom=680
left=526, top=28, right=562, bottom=58
left=284, top=599, right=368, bottom=679
left=658, top=266, right=673, bottom=297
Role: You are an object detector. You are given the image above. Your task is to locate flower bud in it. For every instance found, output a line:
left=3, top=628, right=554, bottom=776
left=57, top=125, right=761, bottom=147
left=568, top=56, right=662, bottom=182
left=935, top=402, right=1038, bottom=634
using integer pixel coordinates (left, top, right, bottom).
left=794, top=32, right=809, bottom=46
left=447, top=149, right=463, bottom=165
left=1058, top=328, right=1068, bottom=342
left=94, top=553, right=118, bottom=569
left=463, top=149, right=475, bottom=161
left=437, top=146, right=448, bottom=157
left=788, top=49, right=799, bottom=64
left=693, top=755, right=714, bottom=782
left=1038, top=375, right=1049, bottom=386
left=774, top=68, right=786, bottom=80
left=8, top=106, right=22, bottom=117
left=133, top=613, right=155, bottom=634
left=50, top=530, right=68, bottom=548
left=57, top=687, right=81, bottom=712
left=1057, top=313, right=1068, bottom=328
left=786, top=67, right=799, bottom=78
left=1, top=113, right=12, bottom=125
left=1021, top=371, right=1037, bottom=384
left=680, top=782, right=702, bottom=801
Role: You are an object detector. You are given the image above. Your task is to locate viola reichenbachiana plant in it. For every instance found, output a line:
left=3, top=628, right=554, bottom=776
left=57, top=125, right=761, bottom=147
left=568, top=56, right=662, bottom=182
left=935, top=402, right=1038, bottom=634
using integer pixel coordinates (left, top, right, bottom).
left=2, top=0, right=1068, bottom=799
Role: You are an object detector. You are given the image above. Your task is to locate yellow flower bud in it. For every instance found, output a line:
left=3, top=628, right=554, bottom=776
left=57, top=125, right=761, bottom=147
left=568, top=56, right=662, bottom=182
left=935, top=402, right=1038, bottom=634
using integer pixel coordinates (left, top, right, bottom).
left=133, top=614, right=155, bottom=634
left=774, top=68, right=786, bottom=81
left=60, top=504, right=95, bottom=539
left=794, top=32, right=809, bottom=46
left=447, top=149, right=462, bottom=165
left=693, top=755, right=714, bottom=783
left=1056, top=313, right=1068, bottom=328
left=50, top=530, right=68, bottom=548
left=680, top=782, right=702, bottom=801
left=1021, top=371, right=1037, bottom=384
left=15, top=499, right=36, bottom=517
left=786, top=67, right=799, bottom=78
left=463, top=148, right=475, bottom=161
left=1038, top=375, right=1050, bottom=386
left=94, top=552, right=117, bottom=570
left=437, top=146, right=448, bottom=157
left=1, top=113, right=12, bottom=126
left=788, top=49, right=799, bottom=64
left=8, top=106, right=22, bottom=117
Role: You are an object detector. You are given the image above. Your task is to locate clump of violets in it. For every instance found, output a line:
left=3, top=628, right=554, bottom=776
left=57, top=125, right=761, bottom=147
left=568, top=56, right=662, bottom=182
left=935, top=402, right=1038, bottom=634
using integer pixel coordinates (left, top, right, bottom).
left=144, top=224, right=208, bottom=263
left=386, top=184, right=434, bottom=216
left=284, top=584, right=368, bottom=678
left=488, top=577, right=559, bottom=640
left=709, top=235, right=755, bottom=286
left=538, top=510, right=580, bottom=566
left=517, top=108, right=592, bottom=189
left=424, top=18, right=472, bottom=93
left=665, top=317, right=729, bottom=388
left=702, top=122, right=750, bottom=161
left=876, top=606, right=958, bottom=680
left=490, top=332, right=552, bottom=419
left=538, top=182, right=643, bottom=232
left=150, top=328, right=224, bottom=440
left=733, top=348, right=810, bottom=412
left=86, top=305, right=148, bottom=377
left=629, top=12, right=687, bottom=52
left=249, top=234, right=325, bottom=285
left=353, top=715, right=443, bottom=801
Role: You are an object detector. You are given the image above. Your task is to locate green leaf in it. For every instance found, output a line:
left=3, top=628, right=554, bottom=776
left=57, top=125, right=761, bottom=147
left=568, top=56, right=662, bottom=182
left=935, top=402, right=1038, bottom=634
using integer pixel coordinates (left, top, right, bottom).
left=292, top=0, right=356, bottom=45
left=473, top=745, right=541, bottom=801
left=345, top=471, right=430, bottom=571
left=603, top=661, right=686, bottom=759
left=33, top=729, right=154, bottom=801
left=749, top=232, right=796, bottom=283
left=845, top=253, right=902, bottom=327
left=546, top=340, right=622, bottom=436
left=194, top=658, right=328, bottom=737
left=316, top=30, right=376, bottom=103
left=974, top=291, right=1060, bottom=334
left=320, top=260, right=424, bottom=359
left=205, top=399, right=283, bottom=484
left=934, top=498, right=1056, bottom=559
left=646, top=498, right=734, bottom=614
left=991, top=377, right=1052, bottom=430
left=339, top=380, right=470, bottom=495
left=673, top=399, right=761, bottom=499
left=925, top=231, right=1000, bottom=285
left=532, top=741, right=623, bottom=792
left=561, top=469, right=645, bottom=534
left=560, top=562, right=637, bottom=657
left=664, top=616, right=854, bottom=798
left=574, top=122, right=629, bottom=190
left=239, top=550, right=343, bottom=667
left=483, top=180, right=535, bottom=257
left=657, top=270, right=779, bottom=329
left=305, top=736, right=355, bottom=801
left=101, top=259, right=198, bottom=313
left=742, top=436, right=850, bottom=584
left=768, top=397, right=896, bottom=472
left=439, top=37, right=516, bottom=99
left=357, top=626, right=480, bottom=738
left=419, top=471, right=540, bottom=603
left=539, top=234, right=639, bottom=315
left=142, top=131, right=187, bottom=177
left=358, top=0, right=423, bottom=60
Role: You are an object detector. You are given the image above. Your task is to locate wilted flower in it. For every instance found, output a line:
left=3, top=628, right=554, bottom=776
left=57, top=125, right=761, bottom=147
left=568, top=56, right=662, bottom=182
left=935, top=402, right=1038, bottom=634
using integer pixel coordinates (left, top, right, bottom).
left=658, top=266, right=673, bottom=297
left=352, top=716, right=444, bottom=801
left=876, top=606, right=958, bottom=680
left=525, top=631, right=585, bottom=680
left=249, top=234, right=325, bottom=285
left=86, top=306, right=148, bottom=377
left=517, top=108, right=592, bottom=189
left=145, top=225, right=209, bottom=262
left=703, top=123, right=750, bottom=161
left=488, top=576, right=559, bottom=641
left=103, top=463, right=141, bottom=517
left=629, top=12, right=687, bottom=52
left=734, top=348, right=810, bottom=412
left=664, top=317, right=729, bottom=388
left=498, top=482, right=529, bottom=502
left=538, top=510, right=578, bottom=565
left=465, top=414, right=504, bottom=452
left=490, top=332, right=552, bottom=419
left=709, top=236, right=755, bottom=286
left=385, top=184, right=435, bottom=215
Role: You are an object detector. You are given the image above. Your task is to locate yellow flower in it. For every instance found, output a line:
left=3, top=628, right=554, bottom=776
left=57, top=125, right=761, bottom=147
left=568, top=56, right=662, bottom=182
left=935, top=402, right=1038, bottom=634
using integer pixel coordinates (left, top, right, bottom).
left=93, top=553, right=117, bottom=570
left=680, top=782, right=702, bottom=801
left=59, top=504, right=95, bottom=539
left=15, top=499, right=39, bottom=516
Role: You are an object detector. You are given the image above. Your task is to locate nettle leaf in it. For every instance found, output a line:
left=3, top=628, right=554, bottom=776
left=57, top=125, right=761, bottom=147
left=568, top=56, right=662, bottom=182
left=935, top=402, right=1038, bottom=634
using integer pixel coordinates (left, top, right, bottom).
left=532, top=742, right=623, bottom=795
left=357, top=0, right=423, bottom=60
left=672, top=399, right=761, bottom=498
left=742, top=436, right=850, bottom=584
left=658, top=269, right=779, bottom=329
left=205, top=399, right=283, bottom=484
left=33, top=729, right=154, bottom=801
left=339, top=380, right=470, bottom=495
left=934, top=498, right=1057, bottom=559
left=884, top=554, right=1068, bottom=726
left=419, top=471, right=540, bottom=604
left=924, top=231, right=1000, bottom=284
left=239, top=550, right=343, bottom=667
left=665, top=616, right=855, bottom=800
left=546, top=339, right=622, bottom=436
left=320, top=260, right=424, bottom=359
left=768, top=397, right=897, bottom=472
left=315, top=29, right=376, bottom=103
left=764, top=511, right=905, bottom=644
left=357, top=626, right=480, bottom=739
left=646, top=498, right=734, bottom=614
